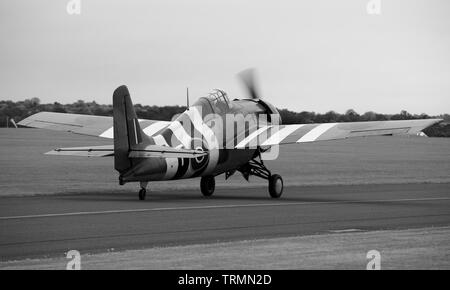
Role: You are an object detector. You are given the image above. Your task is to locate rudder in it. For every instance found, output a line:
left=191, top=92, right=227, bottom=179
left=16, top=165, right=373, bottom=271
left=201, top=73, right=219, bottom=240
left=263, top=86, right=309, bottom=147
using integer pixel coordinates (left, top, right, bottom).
left=113, top=85, right=147, bottom=173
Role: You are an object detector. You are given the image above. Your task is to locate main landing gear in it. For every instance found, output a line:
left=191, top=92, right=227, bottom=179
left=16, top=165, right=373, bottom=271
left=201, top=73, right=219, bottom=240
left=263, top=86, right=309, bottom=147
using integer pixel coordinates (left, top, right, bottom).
left=237, top=153, right=284, bottom=198
left=268, top=174, right=283, bottom=198
left=200, top=175, right=215, bottom=197
left=138, top=181, right=148, bottom=200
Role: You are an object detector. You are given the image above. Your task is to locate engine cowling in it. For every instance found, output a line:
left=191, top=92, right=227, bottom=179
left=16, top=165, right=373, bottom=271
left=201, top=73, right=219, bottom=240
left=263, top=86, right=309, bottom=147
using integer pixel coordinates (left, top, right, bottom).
left=257, top=99, right=282, bottom=125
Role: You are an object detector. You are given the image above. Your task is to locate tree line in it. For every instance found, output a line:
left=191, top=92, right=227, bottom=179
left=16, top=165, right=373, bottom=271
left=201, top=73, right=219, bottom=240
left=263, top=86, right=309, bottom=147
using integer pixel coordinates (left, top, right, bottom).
left=1, top=98, right=449, bottom=136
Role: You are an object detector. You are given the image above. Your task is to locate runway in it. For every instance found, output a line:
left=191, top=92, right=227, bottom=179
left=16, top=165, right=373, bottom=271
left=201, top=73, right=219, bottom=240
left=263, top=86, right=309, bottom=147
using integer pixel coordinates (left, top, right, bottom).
left=1, top=183, right=449, bottom=261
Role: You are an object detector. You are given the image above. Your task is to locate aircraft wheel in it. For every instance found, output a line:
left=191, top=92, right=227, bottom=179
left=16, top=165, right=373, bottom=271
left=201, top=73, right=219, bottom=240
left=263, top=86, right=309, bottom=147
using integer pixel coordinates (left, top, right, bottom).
left=269, top=174, right=283, bottom=198
left=200, top=176, right=215, bottom=197
left=138, top=188, right=146, bottom=200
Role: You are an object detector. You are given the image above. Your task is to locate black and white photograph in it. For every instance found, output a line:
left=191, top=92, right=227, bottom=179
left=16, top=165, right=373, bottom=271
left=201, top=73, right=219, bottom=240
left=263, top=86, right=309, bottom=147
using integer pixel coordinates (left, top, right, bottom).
left=0, top=0, right=449, bottom=275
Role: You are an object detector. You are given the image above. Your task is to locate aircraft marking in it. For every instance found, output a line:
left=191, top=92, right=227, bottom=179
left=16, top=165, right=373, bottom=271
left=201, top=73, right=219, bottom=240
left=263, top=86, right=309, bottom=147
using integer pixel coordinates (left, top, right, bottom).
left=133, top=118, right=139, bottom=145
left=188, top=107, right=220, bottom=175
left=236, top=126, right=272, bottom=148
left=169, top=121, right=192, bottom=148
left=261, top=124, right=304, bottom=146
left=99, top=127, right=114, bottom=139
left=152, top=135, right=169, bottom=146
left=297, top=123, right=338, bottom=143
left=143, top=121, right=170, bottom=137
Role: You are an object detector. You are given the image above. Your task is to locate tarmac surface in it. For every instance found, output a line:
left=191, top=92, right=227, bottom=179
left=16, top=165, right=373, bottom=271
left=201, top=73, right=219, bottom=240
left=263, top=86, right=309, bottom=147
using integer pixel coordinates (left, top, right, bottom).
left=1, top=182, right=449, bottom=261
left=1, top=129, right=449, bottom=263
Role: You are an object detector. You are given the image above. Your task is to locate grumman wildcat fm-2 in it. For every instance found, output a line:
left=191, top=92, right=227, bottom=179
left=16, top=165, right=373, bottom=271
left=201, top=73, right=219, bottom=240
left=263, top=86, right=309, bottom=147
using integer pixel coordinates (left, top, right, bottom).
left=18, top=70, right=442, bottom=200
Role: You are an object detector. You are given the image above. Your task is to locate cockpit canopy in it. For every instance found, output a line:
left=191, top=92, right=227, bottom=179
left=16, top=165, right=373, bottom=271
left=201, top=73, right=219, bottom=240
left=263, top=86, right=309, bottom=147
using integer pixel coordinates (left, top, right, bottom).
left=191, top=89, right=281, bottom=124
left=193, top=89, right=231, bottom=114
left=205, top=89, right=230, bottom=104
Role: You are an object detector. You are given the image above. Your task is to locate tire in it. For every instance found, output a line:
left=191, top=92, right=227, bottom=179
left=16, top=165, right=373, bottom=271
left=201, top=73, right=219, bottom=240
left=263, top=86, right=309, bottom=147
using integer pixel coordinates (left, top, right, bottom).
left=269, top=174, right=283, bottom=198
left=139, top=188, right=146, bottom=200
left=200, top=176, right=215, bottom=197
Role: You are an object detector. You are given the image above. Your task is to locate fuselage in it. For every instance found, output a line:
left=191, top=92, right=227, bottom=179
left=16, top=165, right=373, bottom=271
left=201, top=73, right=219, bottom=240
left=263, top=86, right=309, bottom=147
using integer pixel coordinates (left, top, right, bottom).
left=120, top=90, right=281, bottom=182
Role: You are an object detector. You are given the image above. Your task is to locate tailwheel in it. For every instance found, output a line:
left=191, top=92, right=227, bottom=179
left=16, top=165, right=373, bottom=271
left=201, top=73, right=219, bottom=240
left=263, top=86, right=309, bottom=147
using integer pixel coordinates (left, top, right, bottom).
left=138, top=188, right=146, bottom=200
left=200, top=175, right=215, bottom=197
left=268, top=174, right=283, bottom=198
left=138, top=181, right=148, bottom=200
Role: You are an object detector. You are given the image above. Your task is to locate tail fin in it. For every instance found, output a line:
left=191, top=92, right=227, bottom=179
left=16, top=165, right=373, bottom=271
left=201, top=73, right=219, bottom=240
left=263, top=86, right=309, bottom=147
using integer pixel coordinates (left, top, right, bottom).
left=113, top=85, right=148, bottom=173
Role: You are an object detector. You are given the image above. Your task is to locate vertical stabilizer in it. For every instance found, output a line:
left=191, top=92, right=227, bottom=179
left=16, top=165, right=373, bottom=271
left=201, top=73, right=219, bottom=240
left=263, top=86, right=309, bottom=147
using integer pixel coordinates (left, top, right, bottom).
left=113, top=85, right=147, bottom=173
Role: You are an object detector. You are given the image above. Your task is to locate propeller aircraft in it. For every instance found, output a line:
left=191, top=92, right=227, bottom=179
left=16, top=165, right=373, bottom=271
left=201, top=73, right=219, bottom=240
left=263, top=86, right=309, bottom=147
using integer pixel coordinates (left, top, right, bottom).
left=18, top=70, right=442, bottom=200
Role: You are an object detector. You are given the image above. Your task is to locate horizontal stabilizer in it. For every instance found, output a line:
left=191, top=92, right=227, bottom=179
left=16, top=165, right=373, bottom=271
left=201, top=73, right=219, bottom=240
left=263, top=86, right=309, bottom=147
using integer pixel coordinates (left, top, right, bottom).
left=129, top=145, right=207, bottom=159
left=45, top=145, right=114, bottom=157
left=45, top=144, right=207, bottom=159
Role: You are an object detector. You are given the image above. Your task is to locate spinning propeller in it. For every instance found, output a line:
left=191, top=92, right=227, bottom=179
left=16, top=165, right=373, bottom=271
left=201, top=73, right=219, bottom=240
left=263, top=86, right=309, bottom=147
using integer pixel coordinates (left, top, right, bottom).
left=238, top=68, right=261, bottom=100
left=238, top=68, right=277, bottom=121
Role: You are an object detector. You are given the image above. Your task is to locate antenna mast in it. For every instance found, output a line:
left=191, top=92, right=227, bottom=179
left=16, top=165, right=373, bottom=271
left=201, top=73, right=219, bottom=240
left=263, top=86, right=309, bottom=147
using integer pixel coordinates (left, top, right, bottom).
left=186, top=87, right=190, bottom=110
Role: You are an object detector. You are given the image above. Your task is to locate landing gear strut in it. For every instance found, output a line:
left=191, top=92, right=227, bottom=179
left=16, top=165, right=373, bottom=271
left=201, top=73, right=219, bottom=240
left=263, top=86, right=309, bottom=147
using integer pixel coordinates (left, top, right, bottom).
left=238, top=152, right=284, bottom=198
left=138, top=181, right=148, bottom=200
left=200, top=175, right=215, bottom=197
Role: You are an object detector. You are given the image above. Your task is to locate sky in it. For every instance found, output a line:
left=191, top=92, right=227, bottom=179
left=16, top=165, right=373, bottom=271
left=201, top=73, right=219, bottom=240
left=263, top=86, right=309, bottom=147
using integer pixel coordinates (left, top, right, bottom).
left=0, top=0, right=449, bottom=115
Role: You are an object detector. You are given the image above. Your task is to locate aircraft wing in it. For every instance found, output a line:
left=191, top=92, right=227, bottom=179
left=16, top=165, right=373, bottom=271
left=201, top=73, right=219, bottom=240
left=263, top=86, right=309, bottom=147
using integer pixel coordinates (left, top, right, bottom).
left=18, top=112, right=171, bottom=139
left=46, top=144, right=207, bottom=158
left=235, top=119, right=443, bottom=148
